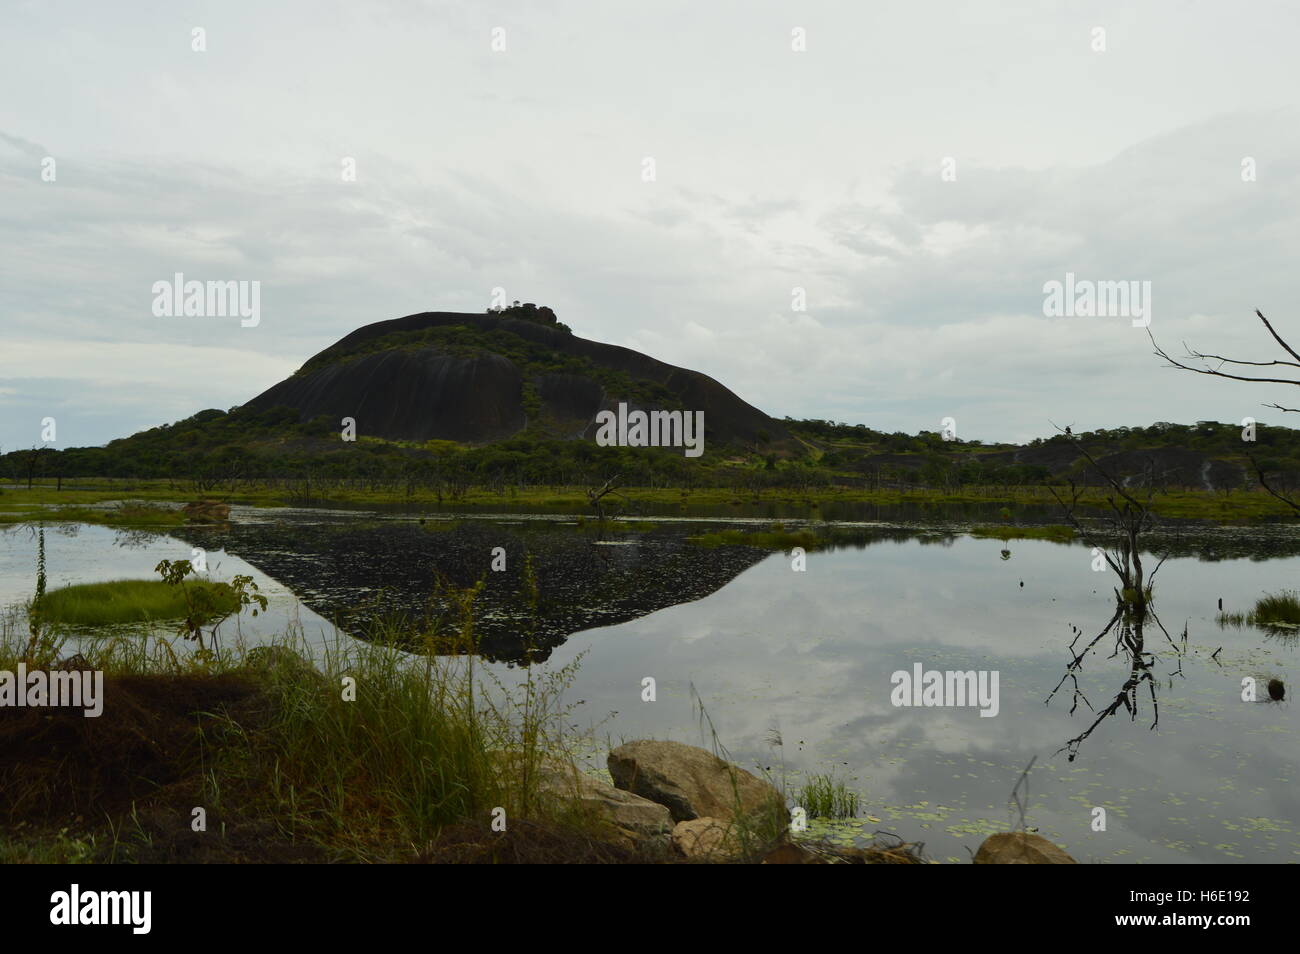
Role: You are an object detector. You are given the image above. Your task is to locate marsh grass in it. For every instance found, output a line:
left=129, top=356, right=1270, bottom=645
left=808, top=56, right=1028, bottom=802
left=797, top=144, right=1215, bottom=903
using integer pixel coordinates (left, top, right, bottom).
left=0, top=500, right=182, bottom=528
left=1249, top=590, right=1300, bottom=625
left=205, top=629, right=588, bottom=860
left=797, top=773, right=861, bottom=819
left=1, top=567, right=604, bottom=863
left=688, top=689, right=791, bottom=861
left=1218, top=589, right=1300, bottom=632
left=35, top=579, right=240, bottom=627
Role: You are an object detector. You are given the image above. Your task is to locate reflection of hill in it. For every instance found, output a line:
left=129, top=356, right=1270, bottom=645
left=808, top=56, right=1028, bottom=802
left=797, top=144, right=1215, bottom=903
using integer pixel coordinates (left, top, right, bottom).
left=1106, top=527, right=1300, bottom=562
left=172, top=520, right=772, bottom=663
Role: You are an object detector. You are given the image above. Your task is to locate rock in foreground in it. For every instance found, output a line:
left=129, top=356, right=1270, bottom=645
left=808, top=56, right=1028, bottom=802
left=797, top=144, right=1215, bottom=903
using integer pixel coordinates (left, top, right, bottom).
left=974, top=831, right=1076, bottom=864
left=534, top=761, right=673, bottom=852
left=607, top=740, right=784, bottom=824
left=672, top=817, right=742, bottom=861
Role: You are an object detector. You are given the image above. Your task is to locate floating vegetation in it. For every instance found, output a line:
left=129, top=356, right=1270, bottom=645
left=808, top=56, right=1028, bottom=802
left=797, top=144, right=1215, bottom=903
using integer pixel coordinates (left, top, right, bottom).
left=419, top=518, right=463, bottom=533
left=687, top=526, right=824, bottom=551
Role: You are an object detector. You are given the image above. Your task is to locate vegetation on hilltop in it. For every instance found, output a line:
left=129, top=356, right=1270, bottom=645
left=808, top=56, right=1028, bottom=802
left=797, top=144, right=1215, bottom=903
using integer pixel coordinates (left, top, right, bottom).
left=486, top=300, right=573, bottom=333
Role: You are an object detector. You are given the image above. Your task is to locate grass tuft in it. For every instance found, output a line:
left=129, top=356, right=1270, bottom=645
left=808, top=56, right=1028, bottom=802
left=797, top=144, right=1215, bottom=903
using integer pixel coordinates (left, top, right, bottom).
left=1219, top=589, right=1300, bottom=632
left=797, top=774, right=860, bottom=819
left=35, top=579, right=240, bottom=627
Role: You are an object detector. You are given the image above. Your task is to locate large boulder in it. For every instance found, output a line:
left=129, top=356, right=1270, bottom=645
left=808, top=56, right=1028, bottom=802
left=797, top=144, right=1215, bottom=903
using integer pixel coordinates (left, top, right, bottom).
left=607, top=740, right=785, bottom=824
left=672, top=817, right=742, bottom=861
left=534, top=762, right=673, bottom=850
left=974, top=832, right=1077, bottom=864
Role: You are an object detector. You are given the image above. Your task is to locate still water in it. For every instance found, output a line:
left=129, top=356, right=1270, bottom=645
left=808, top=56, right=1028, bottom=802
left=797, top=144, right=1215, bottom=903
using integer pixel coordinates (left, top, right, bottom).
left=2, top=511, right=1295, bottom=863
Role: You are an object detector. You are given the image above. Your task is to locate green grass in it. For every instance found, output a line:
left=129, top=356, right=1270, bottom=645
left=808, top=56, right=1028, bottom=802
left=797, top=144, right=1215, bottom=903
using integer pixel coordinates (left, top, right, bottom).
left=0, top=576, right=623, bottom=863
left=6, top=477, right=1300, bottom=523
left=205, top=633, right=590, bottom=859
left=1250, top=590, right=1300, bottom=625
left=796, top=774, right=860, bottom=819
left=0, top=497, right=186, bottom=527
left=1219, top=589, right=1300, bottom=631
left=969, top=524, right=1076, bottom=543
left=35, top=579, right=241, bottom=626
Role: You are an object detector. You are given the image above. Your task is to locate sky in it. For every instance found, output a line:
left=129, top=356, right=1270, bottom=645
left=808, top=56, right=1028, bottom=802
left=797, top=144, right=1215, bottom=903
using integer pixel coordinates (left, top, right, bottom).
left=3, top=0, right=1300, bottom=450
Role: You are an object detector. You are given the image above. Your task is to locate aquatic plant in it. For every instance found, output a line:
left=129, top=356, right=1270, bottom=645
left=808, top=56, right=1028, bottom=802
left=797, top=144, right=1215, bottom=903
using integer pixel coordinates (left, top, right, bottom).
left=797, top=774, right=861, bottom=820
left=1217, top=589, right=1300, bottom=634
left=1249, top=590, right=1300, bottom=626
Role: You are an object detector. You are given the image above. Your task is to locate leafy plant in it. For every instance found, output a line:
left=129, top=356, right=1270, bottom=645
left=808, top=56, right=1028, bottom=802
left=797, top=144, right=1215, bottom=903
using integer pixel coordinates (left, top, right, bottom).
left=154, top=559, right=267, bottom=654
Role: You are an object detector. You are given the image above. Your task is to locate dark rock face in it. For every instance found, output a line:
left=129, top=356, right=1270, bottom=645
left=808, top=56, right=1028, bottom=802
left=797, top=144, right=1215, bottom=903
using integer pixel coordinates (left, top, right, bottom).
left=249, top=346, right=527, bottom=443
left=536, top=373, right=605, bottom=439
left=245, top=312, right=787, bottom=448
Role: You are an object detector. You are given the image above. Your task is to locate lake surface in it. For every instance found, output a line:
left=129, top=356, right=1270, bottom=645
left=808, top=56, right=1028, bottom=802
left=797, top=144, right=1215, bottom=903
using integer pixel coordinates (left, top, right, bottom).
left=2, top=509, right=1296, bottom=864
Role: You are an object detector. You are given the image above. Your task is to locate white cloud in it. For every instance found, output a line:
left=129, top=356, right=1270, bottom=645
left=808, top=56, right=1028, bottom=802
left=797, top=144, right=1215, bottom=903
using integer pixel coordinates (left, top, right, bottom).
left=1, top=2, right=1298, bottom=448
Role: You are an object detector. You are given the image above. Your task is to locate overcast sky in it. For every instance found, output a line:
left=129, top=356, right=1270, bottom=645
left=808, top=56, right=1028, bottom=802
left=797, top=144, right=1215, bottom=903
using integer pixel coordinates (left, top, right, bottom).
left=3, top=0, right=1300, bottom=450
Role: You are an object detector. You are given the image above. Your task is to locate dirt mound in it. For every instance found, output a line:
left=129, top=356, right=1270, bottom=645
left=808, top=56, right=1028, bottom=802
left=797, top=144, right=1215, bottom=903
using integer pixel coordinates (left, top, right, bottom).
left=0, top=673, right=262, bottom=822
left=0, top=670, right=333, bottom=863
left=123, top=805, right=324, bottom=864
left=419, top=818, right=661, bottom=864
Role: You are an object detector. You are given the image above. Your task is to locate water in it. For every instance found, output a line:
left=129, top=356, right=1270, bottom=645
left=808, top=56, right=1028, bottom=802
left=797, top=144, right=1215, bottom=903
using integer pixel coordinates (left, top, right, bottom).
left=2, top=511, right=1296, bottom=863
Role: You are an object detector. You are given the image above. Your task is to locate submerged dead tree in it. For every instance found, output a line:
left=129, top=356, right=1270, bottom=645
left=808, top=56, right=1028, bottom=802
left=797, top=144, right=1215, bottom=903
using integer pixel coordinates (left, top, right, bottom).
left=585, top=474, right=625, bottom=523
left=1044, top=436, right=1186, bottom=760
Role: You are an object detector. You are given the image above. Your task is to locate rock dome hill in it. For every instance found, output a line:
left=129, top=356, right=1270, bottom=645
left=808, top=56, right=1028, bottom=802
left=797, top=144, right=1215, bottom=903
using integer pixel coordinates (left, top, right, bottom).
left=245, top=308, right=790, bottom=450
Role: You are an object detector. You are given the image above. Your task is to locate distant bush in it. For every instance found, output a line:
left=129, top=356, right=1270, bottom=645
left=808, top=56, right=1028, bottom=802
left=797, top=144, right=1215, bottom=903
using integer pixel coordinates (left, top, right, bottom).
left=488, top=301, right=571, bottom=333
